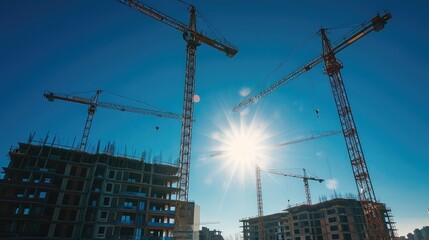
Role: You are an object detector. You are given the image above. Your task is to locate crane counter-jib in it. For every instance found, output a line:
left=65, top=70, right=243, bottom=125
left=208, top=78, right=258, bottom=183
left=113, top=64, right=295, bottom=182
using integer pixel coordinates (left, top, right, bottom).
left=116, top=0, right=238, bottom=58
left=44, top=92, right=93, bottom=105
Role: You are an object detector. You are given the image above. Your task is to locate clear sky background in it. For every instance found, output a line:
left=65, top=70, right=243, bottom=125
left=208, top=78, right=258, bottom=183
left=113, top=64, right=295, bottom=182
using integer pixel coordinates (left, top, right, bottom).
left=1, top=0, right=428, bottom=238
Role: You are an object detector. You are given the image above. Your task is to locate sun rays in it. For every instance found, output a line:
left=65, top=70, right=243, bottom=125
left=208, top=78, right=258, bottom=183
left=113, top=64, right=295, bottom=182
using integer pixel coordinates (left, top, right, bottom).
left=208, top=108, right=275, bottom=187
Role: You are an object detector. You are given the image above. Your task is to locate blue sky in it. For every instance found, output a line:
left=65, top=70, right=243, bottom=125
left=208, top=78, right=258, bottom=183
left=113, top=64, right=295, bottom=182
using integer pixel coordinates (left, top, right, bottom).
left=1, top=0, right=428, bottom=238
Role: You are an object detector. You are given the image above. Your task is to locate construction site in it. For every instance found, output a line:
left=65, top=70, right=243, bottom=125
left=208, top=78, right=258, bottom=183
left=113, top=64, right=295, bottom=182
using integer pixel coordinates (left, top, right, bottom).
left=0, top=137, right=183, bottom=238
left=1, top=0, right=427, bottom=240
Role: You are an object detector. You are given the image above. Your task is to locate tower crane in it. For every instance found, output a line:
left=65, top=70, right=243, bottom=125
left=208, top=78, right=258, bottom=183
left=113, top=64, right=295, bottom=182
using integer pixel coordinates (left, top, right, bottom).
left=252, top=131, right=338, bottom=240
left=255, top=166, right=324, bottom=240
left=44, top=90, right=181, bottom=152
left=114, top=1, right=238, bottom=238
left=260, top=167, right=322, bottom=240
left=233, top=12, right=395, bottom=240
left=259, top=167, right=324, bottom=205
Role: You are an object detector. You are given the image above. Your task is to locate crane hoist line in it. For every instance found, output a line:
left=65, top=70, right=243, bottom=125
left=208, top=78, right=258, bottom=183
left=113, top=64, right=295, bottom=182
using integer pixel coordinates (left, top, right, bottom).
left=233, top=12, right=396, bottom=240
left=115, top=0, right=238, bottom=239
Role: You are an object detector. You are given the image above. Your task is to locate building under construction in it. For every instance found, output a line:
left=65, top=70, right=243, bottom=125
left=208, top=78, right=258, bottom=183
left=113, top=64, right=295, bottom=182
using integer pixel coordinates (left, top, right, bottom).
left=0, top=137, right=199, bottom=239
left=199, top=227, right=224, bottom=240
left=240, top=198, right=396, bottom=240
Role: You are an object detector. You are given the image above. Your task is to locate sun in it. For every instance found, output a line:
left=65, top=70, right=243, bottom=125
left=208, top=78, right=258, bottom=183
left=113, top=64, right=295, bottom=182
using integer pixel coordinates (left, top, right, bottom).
left=221, top=125, right=264, bottom=166
left=229, top=134, right=258, bottom=162
left=209, top=110, right=274, bottom=184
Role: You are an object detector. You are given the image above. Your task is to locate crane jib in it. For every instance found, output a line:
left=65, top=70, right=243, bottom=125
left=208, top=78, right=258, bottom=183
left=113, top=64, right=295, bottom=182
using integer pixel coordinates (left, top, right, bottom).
left=44, top=91, right=182, bottom=120
left=232, top=12, right=391, bottom=112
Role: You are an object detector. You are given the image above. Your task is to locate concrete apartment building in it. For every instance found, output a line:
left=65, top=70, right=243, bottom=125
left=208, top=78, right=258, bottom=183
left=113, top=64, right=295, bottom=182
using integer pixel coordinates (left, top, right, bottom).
left=199, top=227, right=224, bottom=240
left=240, top=198, right=395, bottom=240
left=402, top=227, right=429, bottom=240
left=0, top=138, right=193, bottom=239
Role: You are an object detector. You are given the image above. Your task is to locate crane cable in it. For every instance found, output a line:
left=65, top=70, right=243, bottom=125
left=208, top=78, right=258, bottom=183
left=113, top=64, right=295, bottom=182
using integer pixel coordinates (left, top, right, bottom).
left=309, top=73, right=338, bottom=198
left=307, top=70, right=319, bottom=117
left=174, top=0, right=232, bottom=46
left=196, top=11, right=231, bottom=46
left=305, top=169, right=321, bottom=179
left=325, top=23, right=361, bottom=48
left=103, top=90, right=172, bottom=113
left=176, top=0, right=191, bottom=7
left=243, top=31, right=319, bottom=102
left=56, top=90, right=94, bottom=96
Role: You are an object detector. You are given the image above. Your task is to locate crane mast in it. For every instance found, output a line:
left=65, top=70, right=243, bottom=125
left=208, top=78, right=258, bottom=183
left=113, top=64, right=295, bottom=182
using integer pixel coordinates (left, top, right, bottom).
left=115, top=1, right=238, bottom=238
left=233, top=12, right=396, bottom=239
left=255, top=165, right=265, bottom=240
left=321, top=28, right=385, bottom=240
left=44, top=90, right=181, bottom=152
left=81, top=90, right=102, bottom=152
left=303, top=169, right=311, bottom=205
left=175, top=8, right=198, bottom=238
left=179, top=3, right=197, bottom=214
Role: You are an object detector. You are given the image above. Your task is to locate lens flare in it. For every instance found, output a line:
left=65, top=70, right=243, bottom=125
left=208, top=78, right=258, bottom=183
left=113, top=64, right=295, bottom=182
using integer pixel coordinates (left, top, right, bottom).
left=209, top=109, right=275, bottom=185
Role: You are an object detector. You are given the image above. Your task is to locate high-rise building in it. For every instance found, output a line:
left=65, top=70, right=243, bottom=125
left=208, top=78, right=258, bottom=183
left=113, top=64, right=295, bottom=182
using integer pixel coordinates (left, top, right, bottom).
left=0, top=138, right=194, bottom=239
left=400, top=226, right=429, bottom=240
left=240, top=198, right=395, bottom=240
left=421, top=226, right=429, bottom=240
left=414, top=229, right=424, bottom=240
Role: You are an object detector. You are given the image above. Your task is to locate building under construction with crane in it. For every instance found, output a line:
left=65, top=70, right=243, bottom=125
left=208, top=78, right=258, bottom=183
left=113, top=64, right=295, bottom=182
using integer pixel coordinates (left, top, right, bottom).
left=0, top=0, right=401, bottom=238
left=0, top=137, right=199, bottom=239
left=112, top=0, right=238, bottom=238
left=251, top=166, right=396, bottom=240
left=233, top=10, right=398, bottom=240
left=0, top=0, right=237, bottom=238
left=240, top=197, right=396, bottom=240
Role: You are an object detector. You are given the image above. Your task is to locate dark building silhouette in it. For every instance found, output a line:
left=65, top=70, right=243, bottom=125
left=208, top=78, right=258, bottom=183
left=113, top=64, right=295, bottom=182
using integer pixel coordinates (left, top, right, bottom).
left=0, top=139, right=181, bottom=239
left=199, top=227, right=224, bottom=240
left=241, top=198, right=396, bottom=240
left=401, top=226, right=429, bottom=240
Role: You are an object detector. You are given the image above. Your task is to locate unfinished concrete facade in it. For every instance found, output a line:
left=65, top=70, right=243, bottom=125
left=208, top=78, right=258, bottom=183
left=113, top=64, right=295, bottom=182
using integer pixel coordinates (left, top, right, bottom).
left=0, top=139, right=181, bottom=239
left=199, top=227, right=224, bottom=240
left=240, top=198, right=395, bottom=240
